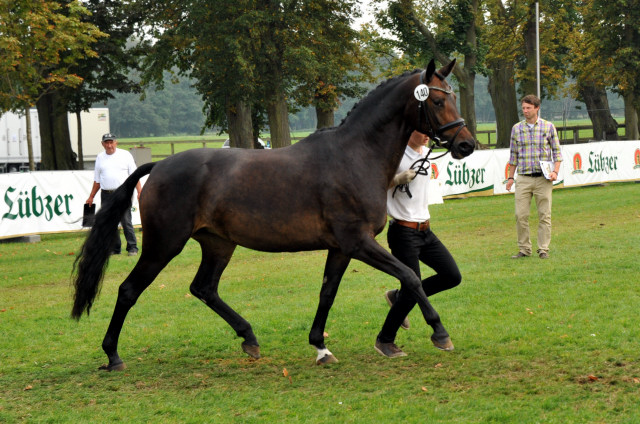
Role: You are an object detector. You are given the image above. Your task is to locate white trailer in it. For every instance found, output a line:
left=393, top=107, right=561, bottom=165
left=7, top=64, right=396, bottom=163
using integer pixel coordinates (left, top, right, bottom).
left=0, top=108, right=109, bottom=172
left=0, top=109, right=41, bottom=173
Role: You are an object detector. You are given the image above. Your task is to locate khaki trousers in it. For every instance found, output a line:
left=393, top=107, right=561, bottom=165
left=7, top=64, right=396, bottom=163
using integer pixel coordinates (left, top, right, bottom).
left=514, top=175, right=553, bottom=255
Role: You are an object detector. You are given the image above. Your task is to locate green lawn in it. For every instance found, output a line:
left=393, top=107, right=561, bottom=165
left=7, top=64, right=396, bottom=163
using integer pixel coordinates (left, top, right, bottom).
left=1, top=182, right=639, bottom=423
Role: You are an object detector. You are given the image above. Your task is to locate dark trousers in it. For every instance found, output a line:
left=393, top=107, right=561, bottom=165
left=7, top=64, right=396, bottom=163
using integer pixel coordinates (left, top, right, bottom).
left=101, top=190, right=137, bottom=253
left=377, top=221, right=461, bottom=343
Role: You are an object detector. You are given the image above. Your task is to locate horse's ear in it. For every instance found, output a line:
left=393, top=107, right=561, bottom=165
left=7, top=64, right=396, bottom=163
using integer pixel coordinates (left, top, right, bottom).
left=438, top=59, right=457, bottom=78
left=425, top=59, right=436, bottom=81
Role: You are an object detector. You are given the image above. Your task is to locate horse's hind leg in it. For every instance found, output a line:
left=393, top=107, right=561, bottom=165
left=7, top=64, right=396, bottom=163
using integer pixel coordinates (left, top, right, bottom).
left=100, top=249, right=178, bottom=371
left=189, top=235, right=260, bottom=359
left=309, top=248, right=351, bottom=365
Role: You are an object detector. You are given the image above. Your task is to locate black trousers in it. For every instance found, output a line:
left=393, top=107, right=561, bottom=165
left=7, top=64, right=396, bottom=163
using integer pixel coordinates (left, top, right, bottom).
left=377, top=221, right=461, bottom=343
left=100, top=190, right=137, bottom=253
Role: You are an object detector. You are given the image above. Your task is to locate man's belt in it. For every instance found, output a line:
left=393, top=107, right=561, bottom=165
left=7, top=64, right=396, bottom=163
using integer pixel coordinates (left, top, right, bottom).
left=520, top=172, right=543, bottom=177
left=393, top=219, right=430, bottom=231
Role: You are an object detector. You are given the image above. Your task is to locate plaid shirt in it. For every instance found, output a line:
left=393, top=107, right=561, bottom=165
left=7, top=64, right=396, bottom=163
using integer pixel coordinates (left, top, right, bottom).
left=509, top=118, right=563, bottom=174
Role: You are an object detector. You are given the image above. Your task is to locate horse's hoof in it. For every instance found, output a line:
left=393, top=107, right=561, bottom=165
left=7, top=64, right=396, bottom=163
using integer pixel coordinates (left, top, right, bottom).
left=431, top=335, right=454, bottom=351
left=316, top=354, right=339, bottom=365
left=242, top=342, right=261, bottom=359
left=98, top=361, right=126, bottom=372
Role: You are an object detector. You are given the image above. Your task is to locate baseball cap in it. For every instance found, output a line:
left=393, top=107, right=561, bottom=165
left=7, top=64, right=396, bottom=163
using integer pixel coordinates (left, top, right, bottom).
left=101, top=133, right=117, bottom=142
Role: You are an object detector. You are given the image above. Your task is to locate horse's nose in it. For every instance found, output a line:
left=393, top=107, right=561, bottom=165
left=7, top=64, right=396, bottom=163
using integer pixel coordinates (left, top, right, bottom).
left=457, top=139, right=476, bottom=157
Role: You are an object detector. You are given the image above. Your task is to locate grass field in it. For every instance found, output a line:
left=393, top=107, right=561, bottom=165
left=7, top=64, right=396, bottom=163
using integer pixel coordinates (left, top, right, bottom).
left=1, top=182, right=639, bottom=423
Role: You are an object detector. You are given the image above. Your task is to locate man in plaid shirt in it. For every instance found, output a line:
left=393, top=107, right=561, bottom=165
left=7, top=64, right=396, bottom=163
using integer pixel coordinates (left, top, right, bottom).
left=506, top=95, right=563, bottom=259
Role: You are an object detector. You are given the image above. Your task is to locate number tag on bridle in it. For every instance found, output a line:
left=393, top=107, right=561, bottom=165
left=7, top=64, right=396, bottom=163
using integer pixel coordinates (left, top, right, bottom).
left=414, top=84, right=430, bottom=101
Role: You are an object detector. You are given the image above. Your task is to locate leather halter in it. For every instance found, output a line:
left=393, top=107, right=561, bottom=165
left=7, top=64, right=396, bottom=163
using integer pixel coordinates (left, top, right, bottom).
left=392, top=70, right=469, bottom=199
left=417, top=69, right=467, bottom=150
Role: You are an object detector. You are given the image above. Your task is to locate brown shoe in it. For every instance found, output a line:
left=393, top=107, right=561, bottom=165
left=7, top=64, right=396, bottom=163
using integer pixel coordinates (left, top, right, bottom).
left=539, top=252, right=549, bottom=259
left=511, top=252, right=529, bottom=259
left=375, top=340, right=407, bottom=358
left=384, top=290, right=410, bottom=330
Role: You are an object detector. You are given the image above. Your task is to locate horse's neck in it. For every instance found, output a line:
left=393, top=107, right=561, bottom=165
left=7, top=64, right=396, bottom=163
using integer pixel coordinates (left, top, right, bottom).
left=336, top=120, right=412, bottom=186
left=335, top=74, right=416, bottom=180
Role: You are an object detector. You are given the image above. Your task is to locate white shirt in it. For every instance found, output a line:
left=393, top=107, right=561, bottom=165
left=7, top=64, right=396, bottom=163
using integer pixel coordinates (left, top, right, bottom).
left=94, top=148, right=137, bottom=190
left=387, top=145, right=431, bottom=222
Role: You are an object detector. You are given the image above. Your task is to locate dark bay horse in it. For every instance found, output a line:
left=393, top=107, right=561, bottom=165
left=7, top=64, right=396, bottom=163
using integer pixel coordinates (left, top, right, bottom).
left=72, top=59, right=476, bottom=370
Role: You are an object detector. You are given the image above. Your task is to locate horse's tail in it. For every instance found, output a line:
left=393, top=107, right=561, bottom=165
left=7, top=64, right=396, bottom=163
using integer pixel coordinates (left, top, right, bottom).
left=71, top=162, right=156, bottom=320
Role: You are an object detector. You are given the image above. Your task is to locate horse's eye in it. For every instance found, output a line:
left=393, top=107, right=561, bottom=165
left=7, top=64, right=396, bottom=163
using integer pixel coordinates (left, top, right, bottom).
left=434, top=99, right=444, bottom=107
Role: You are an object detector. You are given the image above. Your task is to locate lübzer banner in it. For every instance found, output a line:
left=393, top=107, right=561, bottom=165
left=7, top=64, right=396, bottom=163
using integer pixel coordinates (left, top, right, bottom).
left=561, top=140, right=640, bottom=187
left=432, top=149, right=495, bottom=198
left=1, top=171, right=144, bottom=239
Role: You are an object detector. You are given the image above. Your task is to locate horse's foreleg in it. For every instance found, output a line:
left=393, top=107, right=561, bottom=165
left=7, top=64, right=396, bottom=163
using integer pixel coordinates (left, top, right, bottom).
left=352, top=237, right=452, bottom=350
left=190, top=238, right=260, bottom=359
left=309, top=248, right=351, bottom=365
left=101, top=254, right=170, bottom=371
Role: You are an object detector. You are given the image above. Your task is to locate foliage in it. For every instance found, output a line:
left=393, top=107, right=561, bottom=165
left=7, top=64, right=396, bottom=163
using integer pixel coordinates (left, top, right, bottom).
left=587, top=0, right=640, bottom=103
left=0, top=0, right=104, bottom=111
left=63, top=0, right=148, bottom=114
left=1, top=182, right=639, bottom=422
left=140, top=0, right=371, bottom=136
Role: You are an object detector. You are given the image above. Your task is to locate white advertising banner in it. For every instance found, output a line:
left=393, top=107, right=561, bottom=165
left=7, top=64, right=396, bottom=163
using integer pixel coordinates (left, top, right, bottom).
left=0, top=171, right=142, bottom=239
left=561, top=140, right=640, bottom=187
left=431, top=149, right=495, bottom=198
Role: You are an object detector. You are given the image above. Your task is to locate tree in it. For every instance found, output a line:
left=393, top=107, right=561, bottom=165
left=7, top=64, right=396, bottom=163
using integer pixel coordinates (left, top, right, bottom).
left=586, top=0, right=640, bottom=140
left=0, top=0, right=104, bottom=170
left=482, top=0, right=521, bottom=147
left=565, top=0, right=618, bottom=141
left=377, top=0, right=485, bottom=138
left=142, top=0, right=371, bottom=147
left=62, top=0, right=147, bottom=168
left=286, top=1, right=373, bottom=129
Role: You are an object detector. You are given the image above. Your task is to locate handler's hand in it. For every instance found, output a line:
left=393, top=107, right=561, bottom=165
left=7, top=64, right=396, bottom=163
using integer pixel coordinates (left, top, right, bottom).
left=392, top=169, right=417, bottom=186
left=506, top=179, right=514, bottom=192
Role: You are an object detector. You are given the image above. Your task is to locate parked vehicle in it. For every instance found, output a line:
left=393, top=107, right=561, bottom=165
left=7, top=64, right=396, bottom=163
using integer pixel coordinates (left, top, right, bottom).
left=0, top=108, right=110, bottom=172
left=222, top=138, right=270, bottom=149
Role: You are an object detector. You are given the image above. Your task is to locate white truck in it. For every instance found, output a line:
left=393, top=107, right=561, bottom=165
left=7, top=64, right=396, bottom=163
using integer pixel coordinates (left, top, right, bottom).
left=0, top=108, right=110, bottom=172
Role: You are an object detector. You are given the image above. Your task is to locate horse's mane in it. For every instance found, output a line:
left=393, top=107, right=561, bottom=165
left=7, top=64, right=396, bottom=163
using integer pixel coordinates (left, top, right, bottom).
left=338, top=69, right=420, bottom=127
left=300, top=69, right=420, bottom=142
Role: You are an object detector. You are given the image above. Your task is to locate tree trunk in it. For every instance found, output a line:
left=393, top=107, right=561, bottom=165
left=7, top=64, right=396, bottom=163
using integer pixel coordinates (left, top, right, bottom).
left=457, top=71, right=477, bottom=138
left=226, top=99, right=254, bottom=148
left=75, top=110, right=85, bottom=169
left=624, top=93, right=639, bottom=140
left=36, top=92, right=77, bottom=170
left=25, top=107, right=35, bottom=171
left=578, top=83, right=618, bottom=141
left=458, top=0, right=478, bottom=138
left=487, top=62, right=520, bottom=148
left=315, top=107, right=334, bottom=129
left=267, top=90, right=291, bottom=148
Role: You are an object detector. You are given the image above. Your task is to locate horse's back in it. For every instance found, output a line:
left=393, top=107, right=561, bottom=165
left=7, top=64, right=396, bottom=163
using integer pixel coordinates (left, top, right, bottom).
left=138, top=146, right=356, bottom=251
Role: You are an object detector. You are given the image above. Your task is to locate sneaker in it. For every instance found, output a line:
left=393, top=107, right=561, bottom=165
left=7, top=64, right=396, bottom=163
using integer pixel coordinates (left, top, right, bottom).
left=374, top=340, right=407, bottom=358
left=111, top=251, right=121, bottom=255
left=127, top=249, right=138, bottom=256
left=384, top=290, right=410, bottom=330
left=511, top=252, right=529, bottom=259
left=539, top=252, right=549, bottom=259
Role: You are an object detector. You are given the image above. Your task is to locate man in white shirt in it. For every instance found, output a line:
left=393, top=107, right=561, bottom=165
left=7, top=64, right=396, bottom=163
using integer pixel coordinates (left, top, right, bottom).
left=375, top=131, right=462, bottom=358
left=86, top=133, right=142, bottom=256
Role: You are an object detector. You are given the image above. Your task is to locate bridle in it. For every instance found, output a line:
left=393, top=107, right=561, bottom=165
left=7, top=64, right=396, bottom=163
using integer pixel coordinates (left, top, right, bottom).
left=392, top=70, right=468, bottom=199
left=417, top=69, right=467, bottom=157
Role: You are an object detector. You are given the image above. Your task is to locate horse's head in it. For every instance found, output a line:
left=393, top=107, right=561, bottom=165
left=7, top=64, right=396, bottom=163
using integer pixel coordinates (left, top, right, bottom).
left=412, top=59, right=476, bottom=160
